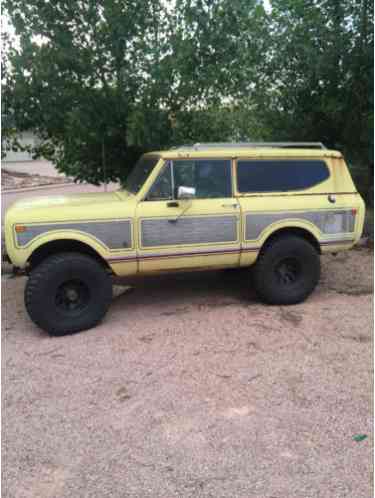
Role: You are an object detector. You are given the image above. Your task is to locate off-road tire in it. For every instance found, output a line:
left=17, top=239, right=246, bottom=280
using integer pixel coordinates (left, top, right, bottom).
left=25, top=252, right=112, bottom=335
left=252, top=235, right=320, bottom=305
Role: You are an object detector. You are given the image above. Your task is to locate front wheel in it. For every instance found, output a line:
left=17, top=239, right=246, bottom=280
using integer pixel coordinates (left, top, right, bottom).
left=252, top=235, right=320, bottom=305
left=25, top=252, right=112, bottom=335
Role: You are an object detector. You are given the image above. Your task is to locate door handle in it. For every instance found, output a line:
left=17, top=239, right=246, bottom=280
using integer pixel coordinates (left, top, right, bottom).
left=221, top=203, right=239, bottom=208
left=167, top=201, right=179, bottom=207
left=328, top=194, right=336, bottom=204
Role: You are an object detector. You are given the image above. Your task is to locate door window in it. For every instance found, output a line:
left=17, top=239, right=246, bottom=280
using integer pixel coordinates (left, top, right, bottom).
left=174, top=159, right=232, bottom=199
left=146, top=159, right=232, bottom=200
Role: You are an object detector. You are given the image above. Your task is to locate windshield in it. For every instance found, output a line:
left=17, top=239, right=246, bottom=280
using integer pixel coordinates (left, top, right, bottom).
left=124, top=155, right=160, bottom=194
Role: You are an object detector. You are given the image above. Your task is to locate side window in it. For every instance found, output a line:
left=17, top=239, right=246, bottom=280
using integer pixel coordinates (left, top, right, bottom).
left=174, top=159, right=232, bottom=199
left=146, top=162, right=172, bottom=200
left=174, top=160, right=195, bottom=196
left=237, top=160, right=330, bottom=193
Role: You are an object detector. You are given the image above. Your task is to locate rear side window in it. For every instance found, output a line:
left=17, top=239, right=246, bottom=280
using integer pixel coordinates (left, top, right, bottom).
left=237, top=160, right=330, bottom=193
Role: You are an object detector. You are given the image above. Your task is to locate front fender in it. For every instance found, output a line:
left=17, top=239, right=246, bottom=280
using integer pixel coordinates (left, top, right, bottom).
left=7, top=230, right=109, bottom=269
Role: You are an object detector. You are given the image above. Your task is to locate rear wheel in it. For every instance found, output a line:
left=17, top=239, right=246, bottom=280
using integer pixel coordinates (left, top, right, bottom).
left=252, top=235, right=320, bottom=305
left=25, top=252, right=112, bottom=335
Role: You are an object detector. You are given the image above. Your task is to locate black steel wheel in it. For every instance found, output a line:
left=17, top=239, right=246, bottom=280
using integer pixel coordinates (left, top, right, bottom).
left=55, top=279, right=91, bottom=313
left=274, top=257, right=302, bottom=286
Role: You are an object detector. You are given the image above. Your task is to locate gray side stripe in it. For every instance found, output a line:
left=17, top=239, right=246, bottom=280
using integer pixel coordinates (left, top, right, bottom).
left=141, top=216, right=238, bottom=247
left=245, top=210, right=355, bottom=240
left=16, top=220, right=132, bottom=250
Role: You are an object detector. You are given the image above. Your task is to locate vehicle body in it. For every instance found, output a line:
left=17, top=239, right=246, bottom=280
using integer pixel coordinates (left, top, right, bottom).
left=5, top=143, right=365, bottom=335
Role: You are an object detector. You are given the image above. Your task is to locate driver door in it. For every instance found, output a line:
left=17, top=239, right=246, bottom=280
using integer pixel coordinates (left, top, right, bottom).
left=135, top=158, right=241, bottom=273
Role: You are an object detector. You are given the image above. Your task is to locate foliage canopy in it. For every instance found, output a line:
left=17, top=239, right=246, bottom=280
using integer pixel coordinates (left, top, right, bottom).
left=2, top=0, right=374, bottom=187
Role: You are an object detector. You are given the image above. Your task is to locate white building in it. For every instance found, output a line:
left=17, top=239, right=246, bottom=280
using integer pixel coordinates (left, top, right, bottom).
left=2, top=130, right=40, bottom=162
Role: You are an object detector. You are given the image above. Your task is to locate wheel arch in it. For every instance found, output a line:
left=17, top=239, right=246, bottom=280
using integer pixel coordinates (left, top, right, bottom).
left=260, top=226, right=321, bottom=254
left=27, top=238, right=111, bottom=271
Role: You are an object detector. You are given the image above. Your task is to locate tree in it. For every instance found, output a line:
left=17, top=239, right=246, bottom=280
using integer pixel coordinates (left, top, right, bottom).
left=3, top=0, right=269, bottom=182
left=1, top=28, right=22, bottom=158
left=256, top=0, right=373, bottom=165
left=3, top=0, right=373, bottom=192
left=3, top=0, right=171, bottom=183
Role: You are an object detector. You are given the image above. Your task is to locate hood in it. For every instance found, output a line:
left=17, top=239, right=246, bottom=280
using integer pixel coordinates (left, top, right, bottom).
left=5, top=190, right=134, bottom=225
left=9, top=191, right=124, bottom=210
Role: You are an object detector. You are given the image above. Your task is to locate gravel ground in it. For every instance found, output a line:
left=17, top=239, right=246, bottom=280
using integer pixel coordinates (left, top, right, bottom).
left=2, top=248, right=373, bottom=498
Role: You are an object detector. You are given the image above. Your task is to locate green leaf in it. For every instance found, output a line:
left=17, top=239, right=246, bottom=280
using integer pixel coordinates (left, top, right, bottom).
left=353, top=434, right=368, bottom=442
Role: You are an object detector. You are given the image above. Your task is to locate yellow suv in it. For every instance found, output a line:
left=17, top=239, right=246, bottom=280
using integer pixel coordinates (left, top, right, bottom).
left=5, top=142, right=365, bottom=335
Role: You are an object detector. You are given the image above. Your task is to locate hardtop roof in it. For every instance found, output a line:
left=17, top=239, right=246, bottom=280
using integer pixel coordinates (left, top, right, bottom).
left=145, top=145, right=342, bottom=160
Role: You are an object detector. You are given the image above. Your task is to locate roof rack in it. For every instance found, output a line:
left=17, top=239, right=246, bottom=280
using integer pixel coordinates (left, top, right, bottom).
left=171, top=142, right=327, bottom=150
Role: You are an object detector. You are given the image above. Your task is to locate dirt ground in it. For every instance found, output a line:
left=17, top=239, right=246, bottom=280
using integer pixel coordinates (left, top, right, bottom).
left=2, top=247, right=373, bottom=498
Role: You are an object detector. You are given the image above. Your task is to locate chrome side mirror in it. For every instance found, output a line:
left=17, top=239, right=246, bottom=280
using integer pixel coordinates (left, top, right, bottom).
left=177, top=186, right=196, bottom=199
